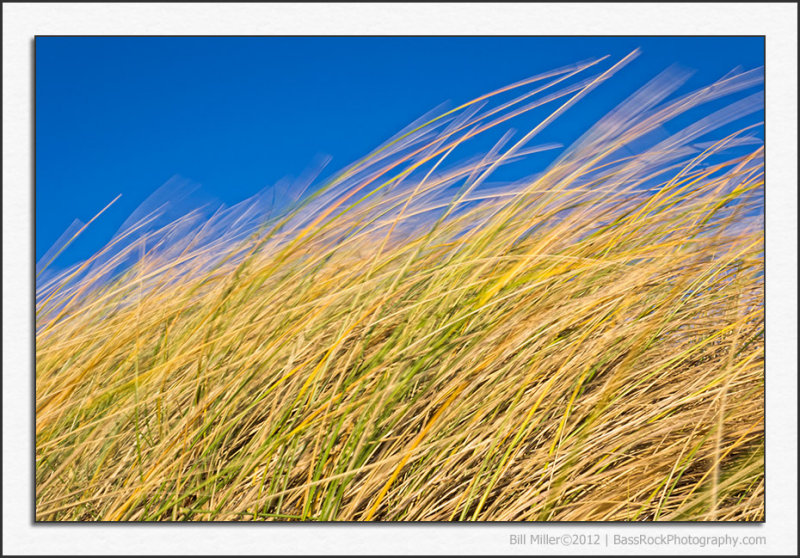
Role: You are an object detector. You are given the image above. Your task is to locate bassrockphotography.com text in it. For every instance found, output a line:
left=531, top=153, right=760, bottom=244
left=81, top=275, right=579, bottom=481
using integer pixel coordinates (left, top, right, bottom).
left=508, top=532, right=767, bottom=549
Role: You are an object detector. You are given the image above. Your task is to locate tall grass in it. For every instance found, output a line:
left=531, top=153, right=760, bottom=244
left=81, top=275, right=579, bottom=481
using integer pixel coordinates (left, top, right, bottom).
left=35, top=53, right=764, bottom=521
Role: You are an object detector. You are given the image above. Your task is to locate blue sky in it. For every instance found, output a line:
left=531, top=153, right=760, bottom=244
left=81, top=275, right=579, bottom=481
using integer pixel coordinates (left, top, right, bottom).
left=35, top=36, right=764, bottom=267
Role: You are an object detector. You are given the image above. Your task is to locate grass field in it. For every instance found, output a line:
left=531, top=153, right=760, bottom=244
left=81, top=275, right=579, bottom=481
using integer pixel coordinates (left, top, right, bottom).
left=35, top=54, right=764, bottom=521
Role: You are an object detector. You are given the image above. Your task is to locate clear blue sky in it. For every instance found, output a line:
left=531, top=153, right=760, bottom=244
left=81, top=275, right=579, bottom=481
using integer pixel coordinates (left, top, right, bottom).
left=35, top=36, right=764, bottom=266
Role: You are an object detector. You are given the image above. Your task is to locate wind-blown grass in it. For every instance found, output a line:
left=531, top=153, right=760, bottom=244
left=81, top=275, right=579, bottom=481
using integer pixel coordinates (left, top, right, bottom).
left=36, top=53, right=764, bottom=521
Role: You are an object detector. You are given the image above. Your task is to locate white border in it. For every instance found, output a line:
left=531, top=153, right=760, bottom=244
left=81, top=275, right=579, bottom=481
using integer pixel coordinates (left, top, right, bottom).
left=3, top=3, right=797, bottom=556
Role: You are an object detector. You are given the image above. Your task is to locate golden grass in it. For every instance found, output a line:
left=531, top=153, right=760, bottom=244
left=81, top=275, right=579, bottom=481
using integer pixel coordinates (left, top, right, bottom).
left=36, top=54, right=764, bottom=521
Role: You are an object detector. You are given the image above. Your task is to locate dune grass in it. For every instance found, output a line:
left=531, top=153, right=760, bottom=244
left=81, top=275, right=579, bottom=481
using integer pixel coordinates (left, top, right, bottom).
left=35, top=54, right=764, bottom=521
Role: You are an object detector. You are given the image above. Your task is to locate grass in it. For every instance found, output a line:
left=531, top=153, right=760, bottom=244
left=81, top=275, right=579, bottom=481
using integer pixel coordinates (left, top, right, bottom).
left=35, top=53, right=764, bottom=521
